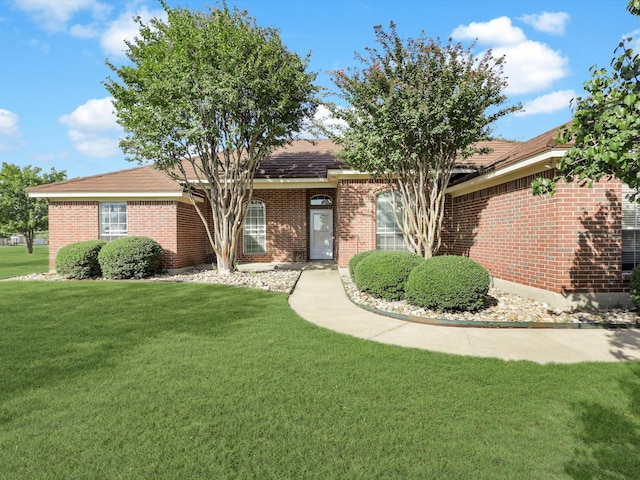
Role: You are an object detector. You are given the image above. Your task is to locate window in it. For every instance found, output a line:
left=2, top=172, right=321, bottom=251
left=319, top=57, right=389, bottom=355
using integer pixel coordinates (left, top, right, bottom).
left=376, top=191, right=406, bottom=251
left=100, top=202, right=127, bottom=241
left=310, top=194, right=332, bottom=206
left=622, top=184, right=640, bottom=271
left=244, top=200, right=266, bottom=254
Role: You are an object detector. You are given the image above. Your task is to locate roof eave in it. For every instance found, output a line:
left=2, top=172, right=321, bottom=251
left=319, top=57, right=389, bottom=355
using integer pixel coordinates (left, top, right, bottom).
left=27, top=191, right=200, bottom=203
left=445, top=148, right=567, bottom=198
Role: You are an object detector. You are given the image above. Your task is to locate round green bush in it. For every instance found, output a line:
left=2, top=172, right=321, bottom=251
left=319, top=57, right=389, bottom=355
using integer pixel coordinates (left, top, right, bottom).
left=354, top=250, right=424, bottom=301
left=348, top=250, right=377, bottom=279
left=405, top=255, right=490, bottom=312
left=55, top=240, right=106, bottom=279
left=630, top=265, right=640, bottom=312
left=98, top=236, right=163, bottom=280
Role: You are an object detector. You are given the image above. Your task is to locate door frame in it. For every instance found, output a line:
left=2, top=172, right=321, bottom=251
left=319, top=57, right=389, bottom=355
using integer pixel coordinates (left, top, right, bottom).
left=309, top=208, right=334, bottom=260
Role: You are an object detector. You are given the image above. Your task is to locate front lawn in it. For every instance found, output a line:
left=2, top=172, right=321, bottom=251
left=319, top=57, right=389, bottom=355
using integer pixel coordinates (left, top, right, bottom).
left=0, top=245, right=48, bottom=278
left=1, top=281, right=639, bottom=479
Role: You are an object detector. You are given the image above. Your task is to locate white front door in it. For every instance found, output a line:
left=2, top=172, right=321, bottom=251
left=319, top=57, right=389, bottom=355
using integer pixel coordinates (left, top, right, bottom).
left=309, top=209, right=333, bottom=260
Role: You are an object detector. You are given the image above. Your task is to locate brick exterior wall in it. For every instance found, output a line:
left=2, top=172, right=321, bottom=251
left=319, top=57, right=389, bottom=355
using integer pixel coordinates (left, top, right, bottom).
left=47, top=200, right=209, bottom=271
left=48, top=201, right=99, bottom=270
left=47, top=173, right=628, bottom=297
left=441, top=172, right=627, bottom=295
left=336, top=179, right=389, bottom=267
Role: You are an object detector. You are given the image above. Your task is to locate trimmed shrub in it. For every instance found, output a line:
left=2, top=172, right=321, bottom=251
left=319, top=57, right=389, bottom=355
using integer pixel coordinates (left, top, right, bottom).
left=405, top=255, right=490, bottom=312
left=630, top=265, right=640, bottom=312
left=354, top=250, right=424, bottom=301
left=98, top=236, right=163, bottom=280
left=55, top=240, right=106, bottom=279
left=348, top=250, right=377, bottom=279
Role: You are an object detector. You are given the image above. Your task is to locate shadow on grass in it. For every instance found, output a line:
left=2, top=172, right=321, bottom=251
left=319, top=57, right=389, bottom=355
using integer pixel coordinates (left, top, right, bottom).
left=0, top=281, right=283, bottom=402
left=565, top=363, right=640, bottom=479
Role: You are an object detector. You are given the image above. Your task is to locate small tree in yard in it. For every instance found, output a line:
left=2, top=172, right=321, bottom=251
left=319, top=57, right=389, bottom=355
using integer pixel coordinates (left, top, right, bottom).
left=326, top=23, right=519, bottom=258
left=532, top=1, right=640, bottom=198
left=105, top=3, right=318, bottom=274
left=0, top=162, right=66, bottom=254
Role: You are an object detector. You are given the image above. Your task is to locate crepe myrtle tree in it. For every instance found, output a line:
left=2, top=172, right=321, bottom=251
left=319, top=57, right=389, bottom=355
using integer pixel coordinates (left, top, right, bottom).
left=533, top=0, right=640, bottom=199
left=0, top=162, right=66, bottom=253
left=326, top=23, right=519, bottom=258
left=105, top=2, right=318, bottom=274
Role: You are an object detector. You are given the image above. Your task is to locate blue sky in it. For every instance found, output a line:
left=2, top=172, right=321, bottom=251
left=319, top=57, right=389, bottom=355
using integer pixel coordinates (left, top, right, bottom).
left=1, top=0, right=639, bottom=178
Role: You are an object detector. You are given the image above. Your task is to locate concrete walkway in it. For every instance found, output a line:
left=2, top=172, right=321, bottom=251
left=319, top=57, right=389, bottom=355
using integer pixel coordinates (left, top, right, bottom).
left=288, top=264, right=640, bottom=364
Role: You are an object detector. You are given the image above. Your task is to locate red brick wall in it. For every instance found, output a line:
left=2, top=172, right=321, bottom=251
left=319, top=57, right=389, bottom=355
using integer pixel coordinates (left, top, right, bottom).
left=128, top=201, right=177, bottom=270
left=48, top=201, right=99, bottom=270
left=47, top=200, right=205, bottom=272
left=336, top=179, right=389, bottom=267
left=176, top=201, right=211, bottom=268
left=237, top=189, right=308, bottom=263
left=441, top=173, right=626, bottom=294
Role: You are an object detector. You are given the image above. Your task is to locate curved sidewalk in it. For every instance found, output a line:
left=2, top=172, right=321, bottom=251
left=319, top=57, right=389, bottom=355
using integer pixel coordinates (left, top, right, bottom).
left=288, top=265, right=640, bottom=364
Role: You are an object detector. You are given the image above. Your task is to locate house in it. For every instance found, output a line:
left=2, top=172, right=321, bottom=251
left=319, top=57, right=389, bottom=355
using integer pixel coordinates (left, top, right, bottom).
left=28, top=124, right=635, bottom=309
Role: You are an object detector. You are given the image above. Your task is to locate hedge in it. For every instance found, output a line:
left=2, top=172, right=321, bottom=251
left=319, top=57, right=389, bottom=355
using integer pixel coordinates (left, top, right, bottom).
left=354, top=250, right=424, bottom=301
left=55, top=240, right=106, bottom=279
left=98, top=236, right=163, bottom=280
left=405, top=255, right=490, bottom=312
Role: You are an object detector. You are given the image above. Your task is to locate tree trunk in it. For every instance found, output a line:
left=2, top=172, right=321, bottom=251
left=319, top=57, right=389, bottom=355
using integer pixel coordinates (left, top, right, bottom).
left=24, top=231, right=34, bottom=254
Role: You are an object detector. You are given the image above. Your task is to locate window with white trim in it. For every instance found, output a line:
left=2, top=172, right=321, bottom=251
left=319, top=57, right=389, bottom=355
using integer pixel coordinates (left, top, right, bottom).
left=244, top=200, right=266, bottom=254
left=99, top=202, right=127, bottom=241
left=376, top=191, right=406, bottom=251
left=622, top=184, right=640, bottom=271
left=310, top=194, right=332, bottom=206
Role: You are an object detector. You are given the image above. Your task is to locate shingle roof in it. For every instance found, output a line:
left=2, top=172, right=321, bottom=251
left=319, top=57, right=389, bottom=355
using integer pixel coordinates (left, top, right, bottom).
left=27, top=164, right=183, bottom=195
left=455, top=139, right=521, bottom=170
left=473, top=123, right=573, bottom=174
left=28, top=133, right=556, bottom=196
left=255, top=139, right=348, bottom=179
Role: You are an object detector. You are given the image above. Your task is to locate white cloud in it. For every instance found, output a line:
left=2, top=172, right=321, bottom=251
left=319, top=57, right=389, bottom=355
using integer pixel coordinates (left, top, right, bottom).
left=452, top=16, right=526, bottom=46
left=622, top=28, right=640, bottom=53
left=60, top=97, right=119, bottom=132
left=0, top=109, right=19, bottom=137
left=101, top=6, right=167, bottom=60
left=67, top=130, right=120, bottom=158
left=514, top=89, right=576, bottom=117
left=315, top=105, right=348, bottom=131
left=452, top=17, right=570, bottom=96
left=519, top=12, right=570, bottom=35
left=297, top=105, right=348, bottom=138
left=13, top=0, right=111, bottom=33
left=495, top=41, right=569, bottom=95
left=69, top=23, right=100, bottom=39
left=60, top=97, right=122, bottom=158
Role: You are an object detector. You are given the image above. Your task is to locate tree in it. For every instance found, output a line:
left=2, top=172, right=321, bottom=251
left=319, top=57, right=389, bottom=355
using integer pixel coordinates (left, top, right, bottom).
left=326, top=23, right=519, bottom=257
left=105, top=3, right=318, bottom=274
left=0, top=163, right=66, bottom=253
left=532, top=1, right=640, bottom=199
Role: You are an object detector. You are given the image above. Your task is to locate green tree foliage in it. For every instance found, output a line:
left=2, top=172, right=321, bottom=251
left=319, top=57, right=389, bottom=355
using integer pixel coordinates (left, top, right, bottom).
left=326, top=23, right=519, bottom=258
left=533, top=1, right=640, bottom=198
left=105, top=2, right=318, bottom=274
left=0, top=163, right=65, bottom=253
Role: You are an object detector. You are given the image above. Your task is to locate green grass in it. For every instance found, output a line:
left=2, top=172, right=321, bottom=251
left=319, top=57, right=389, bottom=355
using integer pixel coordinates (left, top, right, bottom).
left=1, top=281, right=639, bottom=479
left=0, top=245, right=49, bottom=278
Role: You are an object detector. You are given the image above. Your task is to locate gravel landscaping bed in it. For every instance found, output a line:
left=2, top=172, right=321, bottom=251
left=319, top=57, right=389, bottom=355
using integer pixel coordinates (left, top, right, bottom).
left=4, top=268, right=302, bottom=294
left=340, top=272, right=640, bottom=326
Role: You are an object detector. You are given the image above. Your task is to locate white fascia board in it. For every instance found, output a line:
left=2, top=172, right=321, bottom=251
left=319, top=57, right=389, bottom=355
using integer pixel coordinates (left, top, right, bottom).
left=445, top=149, right=565, bottom=198
left=328, top=169, right=373, bottom=181
left=28, top=191, right=201, bottom=203
left=327, top=167, right=476, bottom=180
left=253, top=178, right=336, bottom=189
left=28, top=191, right=184, bottom=199
left=190, top=177, right=339, bottom=189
